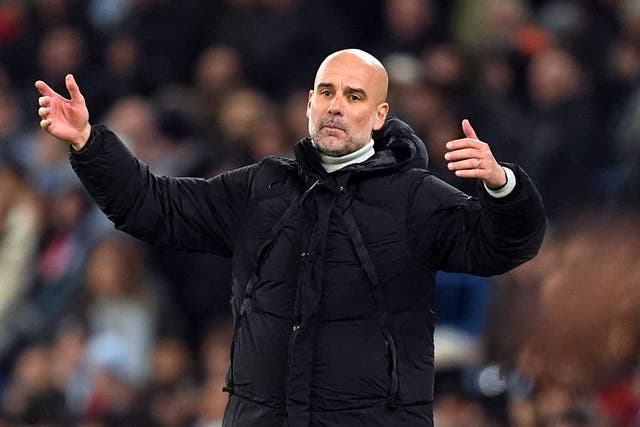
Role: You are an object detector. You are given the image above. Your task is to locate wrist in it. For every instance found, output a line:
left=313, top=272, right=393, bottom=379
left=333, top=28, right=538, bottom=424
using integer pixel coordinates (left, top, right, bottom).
left=72, top=124, right=92, bottom=151
left=485, top=167, right=508, bottom=190
left=484, top=167, right=516, bottom=198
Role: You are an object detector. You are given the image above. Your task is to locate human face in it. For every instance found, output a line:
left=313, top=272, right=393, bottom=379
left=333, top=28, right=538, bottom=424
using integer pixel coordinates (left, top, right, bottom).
left=307, top=51, right=389, bottom=156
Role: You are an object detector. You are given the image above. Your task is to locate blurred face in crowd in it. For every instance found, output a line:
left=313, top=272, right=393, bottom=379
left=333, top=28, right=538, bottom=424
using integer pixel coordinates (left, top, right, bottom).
left=195, top=45, right=242, bottom=94
left=529, top=47, right=583, bottom=106
left=385, top=0, right=433, bottom=41
left=86, top=237, right=143, bottom=299
left=38, top=26, right=84, bottom=77
left=307, top=49, right=389, bottom=156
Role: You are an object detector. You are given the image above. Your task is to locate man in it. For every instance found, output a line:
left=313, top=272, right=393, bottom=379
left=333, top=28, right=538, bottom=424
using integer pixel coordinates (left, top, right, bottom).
left=36, top=49, right=545, bottom=426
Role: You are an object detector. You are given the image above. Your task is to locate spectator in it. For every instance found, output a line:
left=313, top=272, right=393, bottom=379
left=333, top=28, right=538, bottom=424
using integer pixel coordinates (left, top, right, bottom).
left=144, top=336, right=198, bottom=426
left=1, top=344, right=70, bottom=425
left=0, top=163, right=41, bottom=324
left=523, top=45, right=605, bottom=221
left=34, top=25, right=109, bottom=119
left=191, top=45, right=246, bottom=131
left=81, top=235, right=159, bottom=387
left=213, top=0, right=355, bottom=98
left=371, top=0, right=444, bottom=61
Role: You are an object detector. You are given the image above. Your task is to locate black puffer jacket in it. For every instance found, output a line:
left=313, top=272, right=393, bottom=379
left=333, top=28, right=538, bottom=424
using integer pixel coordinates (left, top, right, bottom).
left=70, top=118, right=546, bottom=426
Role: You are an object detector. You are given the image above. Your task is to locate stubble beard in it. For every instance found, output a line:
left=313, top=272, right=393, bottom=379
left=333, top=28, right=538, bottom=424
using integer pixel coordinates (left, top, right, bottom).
left=310, top=116, right=365, bottom=157
left=312, top=135, right=354, bottom=156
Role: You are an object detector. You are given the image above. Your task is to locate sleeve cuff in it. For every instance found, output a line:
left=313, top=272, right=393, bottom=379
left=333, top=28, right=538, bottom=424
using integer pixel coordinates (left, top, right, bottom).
left=484, top=167, right=516, bottom=198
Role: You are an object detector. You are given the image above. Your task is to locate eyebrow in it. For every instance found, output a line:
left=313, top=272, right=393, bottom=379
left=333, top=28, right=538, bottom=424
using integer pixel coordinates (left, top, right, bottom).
left=317, top=82, right=368, bottom=100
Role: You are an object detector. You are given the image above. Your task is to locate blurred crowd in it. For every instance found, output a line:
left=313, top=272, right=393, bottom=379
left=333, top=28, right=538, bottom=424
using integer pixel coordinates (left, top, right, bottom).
left=1, top=0, right=640, bottom=425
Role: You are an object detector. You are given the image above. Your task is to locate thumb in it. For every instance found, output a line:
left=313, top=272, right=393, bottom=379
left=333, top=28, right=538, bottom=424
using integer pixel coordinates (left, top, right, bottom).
left=462, top=119, right=478, bottom=140
left=65, top=74, right=84, bottom=102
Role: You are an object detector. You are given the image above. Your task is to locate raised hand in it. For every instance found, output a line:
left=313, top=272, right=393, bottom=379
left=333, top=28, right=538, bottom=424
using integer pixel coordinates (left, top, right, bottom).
left=35, top=74, right=91, bottom=150
left=444, top=119, right=507, bottom=190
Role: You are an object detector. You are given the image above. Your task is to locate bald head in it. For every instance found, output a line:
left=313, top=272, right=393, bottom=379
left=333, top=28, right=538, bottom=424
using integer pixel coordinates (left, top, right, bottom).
left=314, top=49, right=389, bottom=104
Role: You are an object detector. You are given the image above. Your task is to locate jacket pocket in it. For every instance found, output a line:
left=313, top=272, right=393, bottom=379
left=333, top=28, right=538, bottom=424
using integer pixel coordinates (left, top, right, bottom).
left=224, top=293, right=244, bottom=394
left=384, top=331, right=399, bottom=400
left=223, top=319, right=241, bottom=394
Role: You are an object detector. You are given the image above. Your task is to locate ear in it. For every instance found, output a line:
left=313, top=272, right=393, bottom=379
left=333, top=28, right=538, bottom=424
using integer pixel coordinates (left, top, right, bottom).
left=372, top=103, right=389, bottom=131
left=306, top=90, right=314, bottom=119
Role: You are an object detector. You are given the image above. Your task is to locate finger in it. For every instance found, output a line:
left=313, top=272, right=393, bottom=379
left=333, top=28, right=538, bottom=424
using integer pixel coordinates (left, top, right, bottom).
left=462, top=119, right=478, bottom=140
left=35, top=80, right=55, bottom=96
left=38, top=107, right=50, bottom=118
left=447, top=158, right=484, bottom=172
left=40, top=118, right=51, bottom=129
left=454, top=168, right=484, bottom=179
left=446, top=138, right=485, bottom=151
left=444, top=148, right=478, bottom=162
left=39, top=96, right=50, bottom=107
left=65, top=74, right=83, bottom=101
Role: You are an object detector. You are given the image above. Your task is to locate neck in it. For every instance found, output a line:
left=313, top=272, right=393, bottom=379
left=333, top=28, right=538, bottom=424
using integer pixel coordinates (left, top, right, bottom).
left=317, top=139, right=375, bottom=173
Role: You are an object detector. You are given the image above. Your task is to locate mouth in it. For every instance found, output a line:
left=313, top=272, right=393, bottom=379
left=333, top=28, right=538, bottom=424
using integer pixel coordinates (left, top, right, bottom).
left=322, top=125, right=345, bottom=132
left=319, top=118, right=347, bottom=133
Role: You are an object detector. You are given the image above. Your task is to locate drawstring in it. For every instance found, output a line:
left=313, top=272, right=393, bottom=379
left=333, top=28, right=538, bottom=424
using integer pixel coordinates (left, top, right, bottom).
left=228, top=179, right=322, bottom=394
left=240, top=180, right=321, bottom=316
left=342, top=202, right=399, bottom=403
left=298, top=179, right=319, bottom=207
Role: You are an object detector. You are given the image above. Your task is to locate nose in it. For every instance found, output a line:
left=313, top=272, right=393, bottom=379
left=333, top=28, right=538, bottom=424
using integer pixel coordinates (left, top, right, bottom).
left=327, top=94, right=342, bottom=115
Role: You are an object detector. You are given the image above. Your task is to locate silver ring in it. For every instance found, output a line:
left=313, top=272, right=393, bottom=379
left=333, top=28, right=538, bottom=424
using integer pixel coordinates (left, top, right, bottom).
left=477, top=159, right=483, bottom=167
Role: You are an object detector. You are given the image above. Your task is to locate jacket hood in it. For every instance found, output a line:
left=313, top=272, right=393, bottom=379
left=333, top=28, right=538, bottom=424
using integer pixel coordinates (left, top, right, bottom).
left=371, top=116, right=428, bottom=170
left=294, top=117, right=428, bottom=179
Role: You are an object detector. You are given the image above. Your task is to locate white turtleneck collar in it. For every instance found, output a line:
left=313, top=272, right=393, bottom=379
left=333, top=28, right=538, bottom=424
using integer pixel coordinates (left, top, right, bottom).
left=317, top=139, right=375, bottom=173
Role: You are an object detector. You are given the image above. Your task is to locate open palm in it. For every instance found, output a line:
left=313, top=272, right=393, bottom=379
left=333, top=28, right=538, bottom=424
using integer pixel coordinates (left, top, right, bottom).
left=35, top=74, right=91, bottom=149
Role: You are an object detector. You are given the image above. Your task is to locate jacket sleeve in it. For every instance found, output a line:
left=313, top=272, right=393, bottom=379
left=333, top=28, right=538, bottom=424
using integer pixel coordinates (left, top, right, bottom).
left=69, top=125, right=253, bottom=255
left=408, top=164, right=546, bottom=276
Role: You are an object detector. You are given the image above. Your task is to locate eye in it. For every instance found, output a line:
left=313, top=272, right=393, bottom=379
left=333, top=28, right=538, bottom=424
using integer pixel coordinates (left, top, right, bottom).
left=349, top=94, right=362, bottom=101
left=319, top=89, right=332, bottom=97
